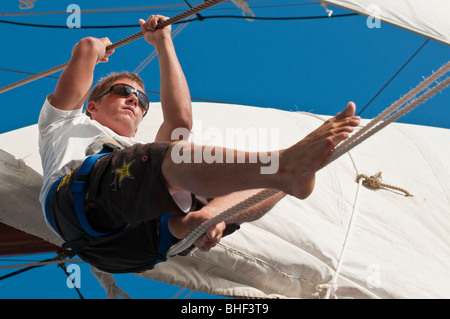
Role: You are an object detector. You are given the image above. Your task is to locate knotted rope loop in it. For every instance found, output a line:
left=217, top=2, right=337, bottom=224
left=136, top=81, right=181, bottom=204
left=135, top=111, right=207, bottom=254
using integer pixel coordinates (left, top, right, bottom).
left=356, top=171, right=412, bottom=197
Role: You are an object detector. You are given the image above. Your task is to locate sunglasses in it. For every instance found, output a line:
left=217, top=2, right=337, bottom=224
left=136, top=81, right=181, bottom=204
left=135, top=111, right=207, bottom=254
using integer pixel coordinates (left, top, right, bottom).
left=96, top=83, right=149, bottom=116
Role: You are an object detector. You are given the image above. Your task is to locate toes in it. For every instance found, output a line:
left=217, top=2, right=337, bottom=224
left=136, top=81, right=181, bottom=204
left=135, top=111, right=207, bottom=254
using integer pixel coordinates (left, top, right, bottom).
left=331, top=131, right=350, bottom=146
left=336, top=101, right=356, bottom=120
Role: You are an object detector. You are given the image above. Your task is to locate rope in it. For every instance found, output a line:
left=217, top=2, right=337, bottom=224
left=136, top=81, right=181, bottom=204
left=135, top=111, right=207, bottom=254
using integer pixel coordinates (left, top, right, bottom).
left=356, top=171, right=412, bottom=197
left=90, top=265, right=131, bottom=299
left=0, top=0, right=226, bottom=94
left=315, top=177, right=363, bottom=299
left=133, top=16, right=193, bottom=74
left=168, top=188, right=280, bottom=255
left=18, top=0, right=36, bottom=10
left=326, top=62, right=450, bottom=164
left=167, top=61, right=450, bottom=257
left=0, top=256, right=83, bottom=270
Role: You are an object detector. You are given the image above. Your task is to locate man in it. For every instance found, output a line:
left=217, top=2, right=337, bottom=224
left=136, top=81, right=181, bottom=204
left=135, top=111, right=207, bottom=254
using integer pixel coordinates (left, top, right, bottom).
left=39, top=16, right=360, bottom=273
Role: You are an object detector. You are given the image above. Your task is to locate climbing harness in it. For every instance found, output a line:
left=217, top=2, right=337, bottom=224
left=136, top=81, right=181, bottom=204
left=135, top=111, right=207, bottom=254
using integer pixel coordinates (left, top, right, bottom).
left=44, top=147, right=123, bottom=256
left=44, top=145, right=174, bottom=263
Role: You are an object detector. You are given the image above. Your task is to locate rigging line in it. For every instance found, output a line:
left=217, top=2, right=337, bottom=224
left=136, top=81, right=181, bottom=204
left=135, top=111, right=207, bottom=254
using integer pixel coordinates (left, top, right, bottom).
left=0, top=253, right=76, bottom=280
left=0, top=0, right=227, bottom=94
left=184, top=290, right=195, bottom=299
left=133, top=17, right=193, bottom=74
left=172, top=287, right=186, bottom=299
left=357, top=39, right=430, bottom=116
left=0, top=3, right=214, bottom=17
left=0, top=1, right=319, bottom=17
left=0, top=262, right=46, bottom=281
left=184, top=0, right=205, bottom=21
left=0, top=257, right=84, bottom=270
left=0, top=13, right=358, bottom=29
left=0, top=66, right=235, bottom=104
left=0, top=67, right=60, bottom=79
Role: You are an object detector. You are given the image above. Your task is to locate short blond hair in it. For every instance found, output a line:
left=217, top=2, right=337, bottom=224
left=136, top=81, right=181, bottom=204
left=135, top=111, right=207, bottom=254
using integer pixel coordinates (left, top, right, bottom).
left=86, top=72, right=145, bottom=118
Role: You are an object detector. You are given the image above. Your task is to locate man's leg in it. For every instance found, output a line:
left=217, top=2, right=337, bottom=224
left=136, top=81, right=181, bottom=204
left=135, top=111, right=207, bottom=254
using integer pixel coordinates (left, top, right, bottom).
left=164, top=102, right=360, bottom=250
left=162, top=102, right=359, bottom=199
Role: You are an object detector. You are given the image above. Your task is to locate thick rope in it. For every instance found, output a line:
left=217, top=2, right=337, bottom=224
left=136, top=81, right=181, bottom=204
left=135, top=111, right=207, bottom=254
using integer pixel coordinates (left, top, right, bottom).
left=0, top=0, right=226, bottom=94
left=169, top=188, right=280, bottom=255
left=167, top=61, right=450, bottom=257
left=90, top=265, right=131, bottom=299
left=326, top=61, right=450, bottom=164
left=133, top=16, right=193, bottom=74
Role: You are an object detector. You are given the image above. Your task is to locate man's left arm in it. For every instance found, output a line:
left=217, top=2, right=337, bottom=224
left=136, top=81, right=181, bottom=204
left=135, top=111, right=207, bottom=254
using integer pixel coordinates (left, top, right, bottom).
left=140, top=15, right=192, bottom=142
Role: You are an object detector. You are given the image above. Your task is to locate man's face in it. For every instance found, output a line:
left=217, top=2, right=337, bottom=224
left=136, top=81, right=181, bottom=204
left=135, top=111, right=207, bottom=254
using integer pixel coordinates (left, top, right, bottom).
left=88, top=79, right=146, bottom=137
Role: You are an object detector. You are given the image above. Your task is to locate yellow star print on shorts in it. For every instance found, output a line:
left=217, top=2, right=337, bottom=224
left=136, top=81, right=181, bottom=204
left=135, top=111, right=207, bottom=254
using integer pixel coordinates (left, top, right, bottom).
left=112, top=160, right=135, bottom=187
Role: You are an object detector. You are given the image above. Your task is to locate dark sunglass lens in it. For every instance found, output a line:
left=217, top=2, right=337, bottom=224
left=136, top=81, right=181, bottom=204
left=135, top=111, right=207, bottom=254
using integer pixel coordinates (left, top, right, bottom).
left=112, top=84, right=148, bottom=112
left=137, top=93, right=149, bottom=110
left=112, top=85, right=129, bottom=97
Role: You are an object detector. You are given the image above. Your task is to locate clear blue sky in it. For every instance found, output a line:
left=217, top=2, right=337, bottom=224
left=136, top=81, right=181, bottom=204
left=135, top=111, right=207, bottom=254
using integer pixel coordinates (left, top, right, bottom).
left=0, top=0, right=448, bottom=299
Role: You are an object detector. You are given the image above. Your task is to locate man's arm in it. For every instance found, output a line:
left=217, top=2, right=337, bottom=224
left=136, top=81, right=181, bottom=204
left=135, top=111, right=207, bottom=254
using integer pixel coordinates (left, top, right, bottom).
left=140, top=16, right=192, bottom=142
left=51, top=37, right=113, bottom=111
left=168, top=189, right=286, bottom=252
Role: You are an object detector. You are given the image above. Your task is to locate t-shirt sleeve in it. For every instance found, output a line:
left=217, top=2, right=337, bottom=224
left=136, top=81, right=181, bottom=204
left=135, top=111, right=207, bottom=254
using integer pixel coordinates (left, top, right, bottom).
left=38, top=94, right=83, bottom=135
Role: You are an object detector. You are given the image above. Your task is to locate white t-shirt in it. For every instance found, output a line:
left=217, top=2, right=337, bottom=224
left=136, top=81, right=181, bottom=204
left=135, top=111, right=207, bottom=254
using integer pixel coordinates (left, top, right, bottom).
left=38, top=94, right=136, bottom=212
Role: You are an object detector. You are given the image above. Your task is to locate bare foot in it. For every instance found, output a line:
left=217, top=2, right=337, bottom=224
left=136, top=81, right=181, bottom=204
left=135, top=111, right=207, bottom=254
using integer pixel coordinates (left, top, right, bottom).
left=279, top=102, right=360, bottom=199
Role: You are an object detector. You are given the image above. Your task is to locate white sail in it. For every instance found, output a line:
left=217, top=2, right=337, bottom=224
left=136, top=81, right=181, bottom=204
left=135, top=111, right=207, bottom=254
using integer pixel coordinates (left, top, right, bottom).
left=321, top=0, right=450, bottom=45
left=1, top=102, right=449, bottom=298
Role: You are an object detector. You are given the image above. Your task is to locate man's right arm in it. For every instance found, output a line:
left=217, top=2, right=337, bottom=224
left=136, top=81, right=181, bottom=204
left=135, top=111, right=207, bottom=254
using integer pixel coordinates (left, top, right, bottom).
left=51, top=37, right=113, bottom=111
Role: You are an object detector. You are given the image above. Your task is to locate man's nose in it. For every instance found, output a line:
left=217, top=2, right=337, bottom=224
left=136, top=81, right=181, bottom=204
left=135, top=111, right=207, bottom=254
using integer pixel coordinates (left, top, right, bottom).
left=126, top=94, right=138, bottom=107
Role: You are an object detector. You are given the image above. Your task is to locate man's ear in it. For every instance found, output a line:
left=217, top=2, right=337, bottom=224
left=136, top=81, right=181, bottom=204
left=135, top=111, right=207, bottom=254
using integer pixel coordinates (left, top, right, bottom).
left=86, top=101, right=98, bottom=114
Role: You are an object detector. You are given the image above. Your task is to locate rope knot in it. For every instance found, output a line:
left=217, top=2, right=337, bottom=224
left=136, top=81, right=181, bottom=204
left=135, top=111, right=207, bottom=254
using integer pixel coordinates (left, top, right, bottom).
left=315, top=281, right=338, bottom=299
left=358, top=171, right=383, bottom=188
left=356, top=171, right=412, bottom=197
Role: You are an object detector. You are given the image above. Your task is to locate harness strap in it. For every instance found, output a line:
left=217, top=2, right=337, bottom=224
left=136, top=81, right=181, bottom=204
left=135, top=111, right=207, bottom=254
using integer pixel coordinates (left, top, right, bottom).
left=156, top=213, right=175, bottom=264
left=70, top=148, right=117, bottom=237
left=44, top=175, right=64, bottom=237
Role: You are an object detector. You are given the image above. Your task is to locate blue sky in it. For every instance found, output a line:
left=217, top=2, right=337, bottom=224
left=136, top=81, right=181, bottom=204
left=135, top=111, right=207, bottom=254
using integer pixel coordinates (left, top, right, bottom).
left=0, top=0, right=449, bottom=299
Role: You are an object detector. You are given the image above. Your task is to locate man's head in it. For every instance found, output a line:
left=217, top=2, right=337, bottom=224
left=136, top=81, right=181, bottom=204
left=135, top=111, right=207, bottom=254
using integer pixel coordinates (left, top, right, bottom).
left=87, top=72, right=148, bottom=137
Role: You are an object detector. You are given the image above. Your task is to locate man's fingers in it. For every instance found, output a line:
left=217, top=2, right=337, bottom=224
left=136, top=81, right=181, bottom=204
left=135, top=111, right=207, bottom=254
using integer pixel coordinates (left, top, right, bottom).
left=207, top=222, right=226, bottom=240
left=195, top=222, right=226, bottom=251
left=141, top=15, right=170, bottom=32
left=98, top=37, right=114, bottom=63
